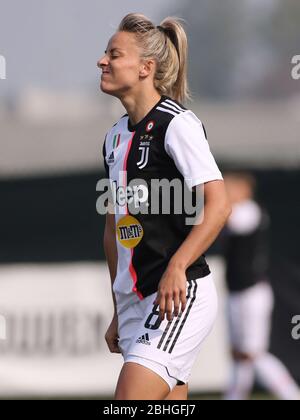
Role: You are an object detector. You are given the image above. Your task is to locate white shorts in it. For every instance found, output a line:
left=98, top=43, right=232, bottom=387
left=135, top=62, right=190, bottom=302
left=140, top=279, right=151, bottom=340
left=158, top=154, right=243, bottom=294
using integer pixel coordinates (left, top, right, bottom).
left=117, top=273, right=218, bottom=391
left=228, top=281, right=274, bottom=355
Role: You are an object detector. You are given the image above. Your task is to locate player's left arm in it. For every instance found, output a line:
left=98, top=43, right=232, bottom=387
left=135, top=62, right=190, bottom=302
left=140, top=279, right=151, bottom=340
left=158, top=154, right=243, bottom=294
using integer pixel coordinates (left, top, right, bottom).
left=155, top=180, right=231, bottom=321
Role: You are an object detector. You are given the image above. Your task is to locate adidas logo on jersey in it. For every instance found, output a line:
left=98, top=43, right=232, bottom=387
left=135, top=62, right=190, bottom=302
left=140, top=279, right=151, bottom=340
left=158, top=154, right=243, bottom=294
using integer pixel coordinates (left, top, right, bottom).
left=107, top=151, right=115, bottom=165
left=136, top=333, right=151, bottom=345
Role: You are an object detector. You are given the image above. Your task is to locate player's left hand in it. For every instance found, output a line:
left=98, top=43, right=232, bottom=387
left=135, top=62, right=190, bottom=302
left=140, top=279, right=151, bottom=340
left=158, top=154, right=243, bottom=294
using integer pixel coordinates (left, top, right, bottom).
left=154, top=265, right=187, bottom=321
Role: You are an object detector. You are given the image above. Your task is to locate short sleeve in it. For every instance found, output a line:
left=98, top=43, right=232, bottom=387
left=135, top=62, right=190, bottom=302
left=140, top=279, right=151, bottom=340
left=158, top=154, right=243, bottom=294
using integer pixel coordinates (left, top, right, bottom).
left=164, top=110, right=223, bottom=189
left=102, top=135, right=109, bottom=177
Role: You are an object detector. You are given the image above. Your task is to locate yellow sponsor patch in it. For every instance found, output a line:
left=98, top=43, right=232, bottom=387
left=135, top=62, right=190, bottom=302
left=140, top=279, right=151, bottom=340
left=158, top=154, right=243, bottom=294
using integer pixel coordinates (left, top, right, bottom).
left=116, top=215, right=144, bottom=249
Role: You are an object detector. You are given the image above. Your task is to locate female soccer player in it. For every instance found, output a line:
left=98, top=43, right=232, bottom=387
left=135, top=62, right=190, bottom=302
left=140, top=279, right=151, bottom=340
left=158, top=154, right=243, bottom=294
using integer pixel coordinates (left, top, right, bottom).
left=98, top=13, right=231, bottom=400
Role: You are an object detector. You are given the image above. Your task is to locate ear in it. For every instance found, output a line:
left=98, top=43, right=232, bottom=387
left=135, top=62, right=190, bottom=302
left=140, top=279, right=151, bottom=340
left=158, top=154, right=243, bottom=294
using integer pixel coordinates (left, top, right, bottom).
left=139, top=59, right=156, bottom=78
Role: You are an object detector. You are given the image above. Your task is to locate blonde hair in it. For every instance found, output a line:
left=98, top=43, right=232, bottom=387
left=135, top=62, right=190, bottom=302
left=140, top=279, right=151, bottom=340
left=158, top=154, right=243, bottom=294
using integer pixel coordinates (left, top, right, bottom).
left=118, top=13, right=191, bottom=104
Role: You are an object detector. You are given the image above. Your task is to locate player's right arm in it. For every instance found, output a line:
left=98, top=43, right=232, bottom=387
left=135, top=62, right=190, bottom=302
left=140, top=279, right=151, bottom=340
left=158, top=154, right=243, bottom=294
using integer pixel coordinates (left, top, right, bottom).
left=103, top=211, right=121, bottom=353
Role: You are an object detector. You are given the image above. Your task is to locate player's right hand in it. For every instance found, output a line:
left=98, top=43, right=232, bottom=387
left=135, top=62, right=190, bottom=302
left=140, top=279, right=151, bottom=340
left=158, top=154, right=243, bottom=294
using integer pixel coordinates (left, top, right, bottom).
left=105, top=313, right=121, bottom=354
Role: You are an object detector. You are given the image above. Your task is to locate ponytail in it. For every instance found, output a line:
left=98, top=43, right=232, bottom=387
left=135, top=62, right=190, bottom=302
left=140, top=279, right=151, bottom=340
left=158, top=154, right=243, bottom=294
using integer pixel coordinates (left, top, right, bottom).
left=118, top=13, right=191, bottom=103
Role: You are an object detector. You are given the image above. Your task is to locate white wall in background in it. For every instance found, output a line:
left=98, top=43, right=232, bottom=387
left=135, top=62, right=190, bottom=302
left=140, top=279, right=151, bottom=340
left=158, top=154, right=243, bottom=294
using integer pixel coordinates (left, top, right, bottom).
left=0, top=258, right=230, bottom=397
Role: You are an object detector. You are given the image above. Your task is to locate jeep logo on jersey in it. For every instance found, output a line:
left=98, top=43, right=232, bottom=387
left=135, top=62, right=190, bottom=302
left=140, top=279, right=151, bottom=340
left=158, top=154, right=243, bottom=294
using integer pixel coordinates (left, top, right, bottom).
left=111, top=181, right=149, bottom=208
left=117, top=215, right=144, bottom=248
left=137, top=145, right=150, bottom=169
left=146, top=120, right=155, bottom=132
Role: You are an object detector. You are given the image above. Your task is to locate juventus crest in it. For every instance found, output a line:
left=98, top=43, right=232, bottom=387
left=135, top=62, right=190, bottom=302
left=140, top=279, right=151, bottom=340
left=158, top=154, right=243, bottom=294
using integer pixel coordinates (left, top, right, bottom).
left=137, top=145, right=150, bottom=169
left=137, top=133, right=154, bottom=170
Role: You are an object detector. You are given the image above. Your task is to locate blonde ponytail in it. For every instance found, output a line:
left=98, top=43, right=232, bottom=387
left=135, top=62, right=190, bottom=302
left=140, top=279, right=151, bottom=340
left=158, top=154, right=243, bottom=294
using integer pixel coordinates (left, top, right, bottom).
left=118, top=13, right=191, bottom=103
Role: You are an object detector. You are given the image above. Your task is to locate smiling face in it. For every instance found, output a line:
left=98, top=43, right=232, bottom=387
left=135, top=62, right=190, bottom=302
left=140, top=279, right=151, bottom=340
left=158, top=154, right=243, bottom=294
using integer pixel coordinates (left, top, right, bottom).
left=97, top=31, right=151, bottom=98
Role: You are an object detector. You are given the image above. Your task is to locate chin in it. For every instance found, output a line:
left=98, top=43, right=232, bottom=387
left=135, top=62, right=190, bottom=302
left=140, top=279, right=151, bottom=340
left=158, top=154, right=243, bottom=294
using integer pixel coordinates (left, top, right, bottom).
left=100, top=83, right=120, bottom=98
left=100, top=82, right=114, bottom=95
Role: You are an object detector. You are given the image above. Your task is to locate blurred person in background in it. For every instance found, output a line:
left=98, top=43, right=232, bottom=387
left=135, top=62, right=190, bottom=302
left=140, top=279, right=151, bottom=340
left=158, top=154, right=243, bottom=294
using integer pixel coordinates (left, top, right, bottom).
left=223, top=172, right=299, bottom=400
left=98, top=13, right=231, bottom=400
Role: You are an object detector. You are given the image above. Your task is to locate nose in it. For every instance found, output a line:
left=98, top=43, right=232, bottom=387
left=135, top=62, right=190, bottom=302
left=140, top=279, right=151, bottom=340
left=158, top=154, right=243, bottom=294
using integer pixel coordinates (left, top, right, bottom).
left=97, top=54, right=109, bottom=70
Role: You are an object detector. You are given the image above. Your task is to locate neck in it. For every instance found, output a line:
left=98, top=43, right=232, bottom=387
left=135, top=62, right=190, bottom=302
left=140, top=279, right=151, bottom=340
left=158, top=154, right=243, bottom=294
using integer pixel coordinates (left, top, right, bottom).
left=120, top=88, right=162, bottom=126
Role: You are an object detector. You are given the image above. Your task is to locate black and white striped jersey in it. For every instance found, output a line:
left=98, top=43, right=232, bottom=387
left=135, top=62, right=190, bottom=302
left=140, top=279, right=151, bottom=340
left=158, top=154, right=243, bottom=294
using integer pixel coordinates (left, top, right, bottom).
left=102, top=95, right=223, bottom=308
